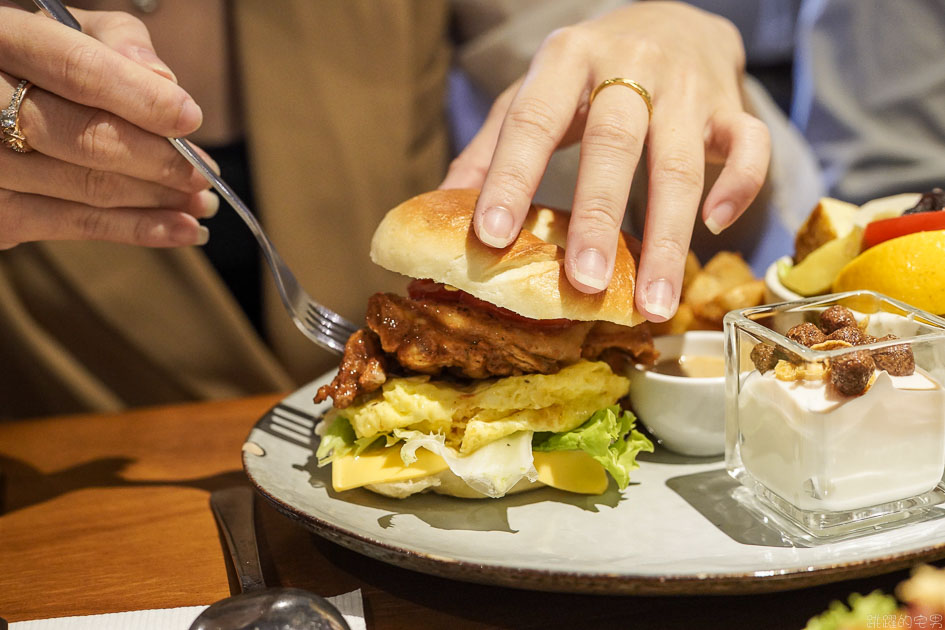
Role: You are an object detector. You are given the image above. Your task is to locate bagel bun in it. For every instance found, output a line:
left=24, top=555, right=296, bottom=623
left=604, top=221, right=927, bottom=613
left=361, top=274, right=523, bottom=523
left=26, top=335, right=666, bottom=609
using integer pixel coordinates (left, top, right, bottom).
left=370, top=189, right=645, bottom=327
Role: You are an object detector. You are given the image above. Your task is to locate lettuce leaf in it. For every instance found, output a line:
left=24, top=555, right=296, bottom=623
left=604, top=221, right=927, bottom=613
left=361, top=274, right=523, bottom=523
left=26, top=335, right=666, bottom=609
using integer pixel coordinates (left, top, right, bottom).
left=803, top=591, right=899, bottom=630
left=315, top=406, right=653, bottom=495
left=314, top=415, right=380, bottom=466
left=395, top=428, right=537, bottom=498
left=532, top=406, right=653, bottom=489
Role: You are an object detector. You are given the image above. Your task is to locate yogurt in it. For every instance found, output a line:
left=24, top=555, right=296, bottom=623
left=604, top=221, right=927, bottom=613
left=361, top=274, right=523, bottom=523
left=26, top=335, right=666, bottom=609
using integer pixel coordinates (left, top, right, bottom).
left=738, top=369, right=945, bottom=511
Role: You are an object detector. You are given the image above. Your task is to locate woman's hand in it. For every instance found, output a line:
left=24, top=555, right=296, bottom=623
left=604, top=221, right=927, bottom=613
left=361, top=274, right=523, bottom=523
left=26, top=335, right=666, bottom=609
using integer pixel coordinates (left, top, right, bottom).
left=0, top=3, right=217, bottom=250
left=441, top=1, right=770, bottom=322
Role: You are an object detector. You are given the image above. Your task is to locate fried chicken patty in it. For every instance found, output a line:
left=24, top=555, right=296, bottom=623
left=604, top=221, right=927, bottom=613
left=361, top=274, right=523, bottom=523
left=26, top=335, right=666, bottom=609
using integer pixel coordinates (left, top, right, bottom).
left=315, top=292, right=656, bottom=408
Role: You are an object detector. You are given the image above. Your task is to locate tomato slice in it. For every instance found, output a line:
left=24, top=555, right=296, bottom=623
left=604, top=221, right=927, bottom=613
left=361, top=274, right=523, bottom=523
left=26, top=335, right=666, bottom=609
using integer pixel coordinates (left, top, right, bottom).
left=862, top=210, right=945, bottom=250
left=407, top=279, right=573, bottom=327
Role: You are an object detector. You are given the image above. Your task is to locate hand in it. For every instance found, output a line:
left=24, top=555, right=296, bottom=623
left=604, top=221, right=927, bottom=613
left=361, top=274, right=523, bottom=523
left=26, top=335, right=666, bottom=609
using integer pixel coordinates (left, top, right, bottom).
left=0, top=3, right=218, bottom=250
left=440, top=1, right=770, bottom=322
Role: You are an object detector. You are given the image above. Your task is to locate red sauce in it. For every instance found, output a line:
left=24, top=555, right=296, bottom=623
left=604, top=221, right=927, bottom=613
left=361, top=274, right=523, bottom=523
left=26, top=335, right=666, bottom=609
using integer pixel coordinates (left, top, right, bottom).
left=407, top=279, right=573, bottom=328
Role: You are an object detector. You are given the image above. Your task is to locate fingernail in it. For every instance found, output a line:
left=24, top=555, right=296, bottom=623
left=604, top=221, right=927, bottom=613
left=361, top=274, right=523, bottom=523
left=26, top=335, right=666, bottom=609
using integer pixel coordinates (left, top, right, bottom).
left=643, top=278, right=676, bottom=321
left=199, top=190, right=219, bottom=218
left=479, top=206, right=514, bottom=247
left=176, top=98, right=203, bottom=134
left=705, top=202, right=736, bottom=235
left=167, top=223, right=209, bottom=246
left=132, top=47, right=177, bottom=82
left=572, top=248, right=608, bottom=291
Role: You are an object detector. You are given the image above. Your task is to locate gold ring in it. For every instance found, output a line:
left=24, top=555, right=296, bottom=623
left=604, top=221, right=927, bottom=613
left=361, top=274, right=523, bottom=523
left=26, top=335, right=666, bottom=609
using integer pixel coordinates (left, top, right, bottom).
left=589, top=78, right=653, bottom=119
left=1, top=80, right=34, bottom=153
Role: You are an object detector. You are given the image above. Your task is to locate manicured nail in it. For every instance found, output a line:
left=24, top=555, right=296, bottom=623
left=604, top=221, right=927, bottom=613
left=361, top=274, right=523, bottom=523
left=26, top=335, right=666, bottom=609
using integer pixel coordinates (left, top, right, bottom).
left=643, top=278, right=675, bottom=320
left=479, top=206, right=514, bottom=247
left=705, top=202, right=736, bottom=235
left=176, top=98, right=203, bottom=134
left=572, top=248, right=608, bottom=291
left=168, top=223, right=209, bottom=246
left=132, top=47, right=177, bottom=82
left=199, top=190, right=219, bottom=218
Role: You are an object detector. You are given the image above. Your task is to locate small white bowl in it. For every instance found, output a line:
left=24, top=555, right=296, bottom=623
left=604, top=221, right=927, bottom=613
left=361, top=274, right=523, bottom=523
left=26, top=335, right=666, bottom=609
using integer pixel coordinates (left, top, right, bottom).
left=627, top=331, right=726, bottom=456
left=764, top=256, right=803, bottom=304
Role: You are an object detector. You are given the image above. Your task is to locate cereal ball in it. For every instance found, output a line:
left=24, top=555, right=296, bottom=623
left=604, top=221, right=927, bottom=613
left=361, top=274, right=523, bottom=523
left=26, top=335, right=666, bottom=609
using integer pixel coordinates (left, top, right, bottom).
left=829, top=350, right=875, bottom=396
left=826, top=326, right=867, bottom=346
left=750, top=343, right=779, bottom=373
left=819, top=305, right=858, bottom=334
left=787, top=322, right=827, bottom=347
left=871, top=334, right=915, bottom=376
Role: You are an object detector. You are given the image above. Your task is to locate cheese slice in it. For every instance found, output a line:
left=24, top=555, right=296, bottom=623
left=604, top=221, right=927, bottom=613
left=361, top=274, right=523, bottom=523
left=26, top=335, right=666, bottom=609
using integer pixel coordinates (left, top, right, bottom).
left=533, top=450, right=608, bottom=495
left=332, top=446, right=449, bottom=492
left=331, top=446, right=608, bottom=495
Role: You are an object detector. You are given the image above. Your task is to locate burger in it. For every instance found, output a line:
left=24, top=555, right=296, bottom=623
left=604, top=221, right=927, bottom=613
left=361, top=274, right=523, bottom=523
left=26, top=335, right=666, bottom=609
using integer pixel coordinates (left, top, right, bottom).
left=313, top=188, right=657, bottom=499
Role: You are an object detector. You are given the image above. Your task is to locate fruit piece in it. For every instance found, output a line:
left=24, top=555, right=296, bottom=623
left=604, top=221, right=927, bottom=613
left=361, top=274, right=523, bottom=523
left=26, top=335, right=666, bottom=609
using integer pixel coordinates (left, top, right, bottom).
left=832, top=230, right=945, bottom=314
left=862, top=210, right=945, bottom=250
left=794, top=198, right=858, bottom=263
left=853, top=192, right=921, bottom=228
left=902, top=187, right=945, bottom=215
left=781, top=226, right=864, bottom=296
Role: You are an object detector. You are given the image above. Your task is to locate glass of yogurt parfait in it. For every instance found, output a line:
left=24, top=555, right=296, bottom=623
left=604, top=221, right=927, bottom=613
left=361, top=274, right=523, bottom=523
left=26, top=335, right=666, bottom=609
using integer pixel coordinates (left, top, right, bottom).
left=724, top=290, right=945, bottom=540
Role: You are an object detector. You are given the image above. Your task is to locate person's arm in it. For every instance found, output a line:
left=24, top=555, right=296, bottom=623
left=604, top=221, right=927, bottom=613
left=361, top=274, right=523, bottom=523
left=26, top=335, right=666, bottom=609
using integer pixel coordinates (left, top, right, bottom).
left=442, top=1, right=769, bottom=322
left=0, top=3, right=216, bottom=250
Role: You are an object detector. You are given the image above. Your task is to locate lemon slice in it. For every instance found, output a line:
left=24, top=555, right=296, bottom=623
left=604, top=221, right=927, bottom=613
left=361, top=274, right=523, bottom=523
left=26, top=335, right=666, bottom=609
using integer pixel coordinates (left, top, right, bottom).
left=832, top=230, right=945, bottom=313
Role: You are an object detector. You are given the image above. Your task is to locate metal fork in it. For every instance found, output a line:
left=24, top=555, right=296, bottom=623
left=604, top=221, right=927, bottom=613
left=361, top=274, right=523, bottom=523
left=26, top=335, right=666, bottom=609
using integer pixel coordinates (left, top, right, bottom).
left=33, top=0, right=359, bottom=355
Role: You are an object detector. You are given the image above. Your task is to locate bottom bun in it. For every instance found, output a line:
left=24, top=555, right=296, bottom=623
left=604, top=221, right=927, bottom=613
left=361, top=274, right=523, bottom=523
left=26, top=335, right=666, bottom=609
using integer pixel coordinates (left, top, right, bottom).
left=365, top=469, right=546, bottom=499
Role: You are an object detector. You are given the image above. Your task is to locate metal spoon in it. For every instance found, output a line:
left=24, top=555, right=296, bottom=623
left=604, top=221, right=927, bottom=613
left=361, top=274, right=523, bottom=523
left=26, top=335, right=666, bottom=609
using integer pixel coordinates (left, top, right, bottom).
left=189, top=486, right=350, bottom=630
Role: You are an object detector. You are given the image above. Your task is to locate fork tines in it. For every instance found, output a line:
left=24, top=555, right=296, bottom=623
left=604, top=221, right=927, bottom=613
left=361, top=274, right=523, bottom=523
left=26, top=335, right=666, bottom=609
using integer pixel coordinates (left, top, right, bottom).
left=302, top=304, right=357, bottom=353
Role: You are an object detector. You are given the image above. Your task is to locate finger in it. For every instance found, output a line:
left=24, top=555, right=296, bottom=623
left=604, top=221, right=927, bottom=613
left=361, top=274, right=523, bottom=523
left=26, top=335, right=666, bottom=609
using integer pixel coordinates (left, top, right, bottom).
left=0, top=5, right=200, bottom=137
left=565, top=82, right=650, bottom=293
left=79, top=9, right=176, bottom=82
left=0, top=150, right=219, bottom=218
left=702, top=111, right=770, bottom=234
left=439, top=83, right=518, bottom=190
left=7, top=75, right=211, bottom=193
left=473, top=28, right=589, bottom=248
left=0, top=190, right=209, bottom=250
left=635, top=110, right=707, bottom=322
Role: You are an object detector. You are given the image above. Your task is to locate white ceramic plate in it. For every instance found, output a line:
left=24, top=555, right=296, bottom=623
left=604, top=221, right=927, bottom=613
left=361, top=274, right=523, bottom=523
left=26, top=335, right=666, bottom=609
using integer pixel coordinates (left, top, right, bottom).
left=243, top=372, right=945, bottom=595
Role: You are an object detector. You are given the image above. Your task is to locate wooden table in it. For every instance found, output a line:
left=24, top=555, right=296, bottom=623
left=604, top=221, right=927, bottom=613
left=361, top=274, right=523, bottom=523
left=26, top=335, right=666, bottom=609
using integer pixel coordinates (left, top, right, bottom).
left=0, top=395, right=937, bottom=629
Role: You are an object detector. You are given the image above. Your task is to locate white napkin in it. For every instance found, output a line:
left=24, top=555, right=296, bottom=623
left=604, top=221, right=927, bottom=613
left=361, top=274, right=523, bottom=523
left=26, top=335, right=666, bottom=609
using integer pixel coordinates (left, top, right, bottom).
left=10, top=589, right=366, bottom=630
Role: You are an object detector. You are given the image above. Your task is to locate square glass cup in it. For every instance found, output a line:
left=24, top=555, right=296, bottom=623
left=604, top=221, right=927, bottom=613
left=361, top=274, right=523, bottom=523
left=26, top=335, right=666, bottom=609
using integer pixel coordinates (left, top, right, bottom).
left=724, top=291, right=945, bottom=540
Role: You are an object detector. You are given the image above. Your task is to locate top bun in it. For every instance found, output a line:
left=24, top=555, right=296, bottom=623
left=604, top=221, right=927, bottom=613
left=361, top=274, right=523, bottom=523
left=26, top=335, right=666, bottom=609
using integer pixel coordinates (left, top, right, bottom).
left=370, top=189, right=644, bottom=327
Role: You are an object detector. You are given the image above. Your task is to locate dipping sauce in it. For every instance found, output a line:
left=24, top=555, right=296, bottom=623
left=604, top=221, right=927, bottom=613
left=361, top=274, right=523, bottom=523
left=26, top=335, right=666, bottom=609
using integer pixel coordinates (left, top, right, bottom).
left=651, top=355, right=725, bottom=378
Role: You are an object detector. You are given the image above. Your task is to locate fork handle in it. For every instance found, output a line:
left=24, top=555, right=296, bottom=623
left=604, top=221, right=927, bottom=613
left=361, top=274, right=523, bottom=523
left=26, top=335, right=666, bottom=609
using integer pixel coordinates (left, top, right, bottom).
left=209, top=487, right=267, bottom=593
left=33, top=0, right=80, bottom=27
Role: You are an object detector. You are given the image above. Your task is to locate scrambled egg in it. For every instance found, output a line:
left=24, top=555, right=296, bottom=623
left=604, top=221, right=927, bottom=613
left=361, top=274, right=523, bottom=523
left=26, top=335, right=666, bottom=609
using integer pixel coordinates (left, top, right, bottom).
left=334, top=360, right=630, bottom=453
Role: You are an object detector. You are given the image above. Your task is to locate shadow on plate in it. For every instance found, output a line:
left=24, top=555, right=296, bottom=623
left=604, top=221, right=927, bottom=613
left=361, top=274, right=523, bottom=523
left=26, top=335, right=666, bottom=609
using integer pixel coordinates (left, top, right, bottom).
left=293, top=453, right=624, bottom=534
left=668, top=468, right=945, bottom=548
left=637, top=447, right=723, bottom=466
left=665, top=467, right=809, bottom=548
